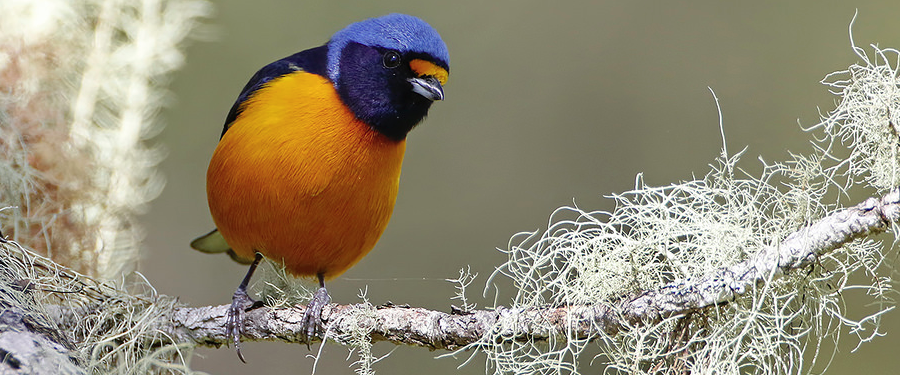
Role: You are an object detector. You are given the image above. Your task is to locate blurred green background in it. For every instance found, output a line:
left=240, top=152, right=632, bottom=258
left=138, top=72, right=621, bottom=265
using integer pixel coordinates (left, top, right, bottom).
left=141, top=1, right=900, bottom=374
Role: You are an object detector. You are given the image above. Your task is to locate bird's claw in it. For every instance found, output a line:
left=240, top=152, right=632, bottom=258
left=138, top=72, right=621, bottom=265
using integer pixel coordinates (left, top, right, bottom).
left=226, top=287, right=257, bottom=363
left=301, top=287, right=331, bottom=348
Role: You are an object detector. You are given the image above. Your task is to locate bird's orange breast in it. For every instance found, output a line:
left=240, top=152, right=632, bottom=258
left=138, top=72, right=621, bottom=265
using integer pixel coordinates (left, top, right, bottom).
left=206, top=70, right=406, bottom=280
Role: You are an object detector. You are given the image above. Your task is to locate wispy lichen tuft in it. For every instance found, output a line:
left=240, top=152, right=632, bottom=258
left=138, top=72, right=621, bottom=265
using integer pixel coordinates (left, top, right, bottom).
left=479, top=25, right=900, bottom=375
left=447, top=266, right=478, bottom=313
left=808, top=22, right=900, bottom=193
left=0, top=239, right=202, bottom=374
left=0, top=0, right=210, bottom=279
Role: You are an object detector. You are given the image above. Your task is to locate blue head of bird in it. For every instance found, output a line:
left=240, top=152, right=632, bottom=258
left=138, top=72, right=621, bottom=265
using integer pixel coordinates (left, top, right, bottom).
left=326, top=13, right=450, bottom=140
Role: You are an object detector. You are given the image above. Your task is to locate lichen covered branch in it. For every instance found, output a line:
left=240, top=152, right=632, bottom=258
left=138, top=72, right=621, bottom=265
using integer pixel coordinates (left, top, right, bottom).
left=164, top=188, right=900, bottom=349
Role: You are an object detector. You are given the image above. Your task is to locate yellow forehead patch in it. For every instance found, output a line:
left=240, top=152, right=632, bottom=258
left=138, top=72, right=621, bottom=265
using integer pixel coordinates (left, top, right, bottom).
left=409, top=59, right=449, bottom=85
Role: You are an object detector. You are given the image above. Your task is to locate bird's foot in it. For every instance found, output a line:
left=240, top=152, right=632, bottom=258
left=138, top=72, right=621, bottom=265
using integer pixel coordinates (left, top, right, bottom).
left=301, top=286, right=331, bottom=348
left=226, top=286, right=261, bottom=363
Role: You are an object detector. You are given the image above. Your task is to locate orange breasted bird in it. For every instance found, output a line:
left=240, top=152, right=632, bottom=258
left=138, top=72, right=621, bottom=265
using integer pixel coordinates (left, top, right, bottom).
left=190, top=13, right=449, bottom=361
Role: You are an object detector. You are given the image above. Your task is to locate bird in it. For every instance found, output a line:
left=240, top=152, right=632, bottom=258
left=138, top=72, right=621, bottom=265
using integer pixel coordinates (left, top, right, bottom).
left=189, top=13, right=449, bottom=361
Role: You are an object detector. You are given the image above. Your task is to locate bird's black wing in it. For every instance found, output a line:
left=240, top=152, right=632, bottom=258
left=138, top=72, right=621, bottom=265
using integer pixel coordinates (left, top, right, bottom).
left=220, top=44, right=330, bottom=138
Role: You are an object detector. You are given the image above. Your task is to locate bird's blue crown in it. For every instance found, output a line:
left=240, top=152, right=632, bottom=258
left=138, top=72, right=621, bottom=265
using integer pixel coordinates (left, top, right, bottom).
left=326, top=13, right=449, bottom=83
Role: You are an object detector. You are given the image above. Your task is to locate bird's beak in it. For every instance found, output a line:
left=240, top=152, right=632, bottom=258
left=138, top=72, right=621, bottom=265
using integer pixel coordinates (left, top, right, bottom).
left=408, top=76, right=444, bottom=101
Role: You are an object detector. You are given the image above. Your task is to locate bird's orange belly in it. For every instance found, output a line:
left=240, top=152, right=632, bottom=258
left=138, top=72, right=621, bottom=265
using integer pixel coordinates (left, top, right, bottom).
left=206, top=71, right=406, bottom=280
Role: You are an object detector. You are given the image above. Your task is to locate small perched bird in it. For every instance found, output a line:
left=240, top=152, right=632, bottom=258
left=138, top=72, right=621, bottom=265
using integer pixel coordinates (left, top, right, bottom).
left=190, top=14, right=449, bottom=361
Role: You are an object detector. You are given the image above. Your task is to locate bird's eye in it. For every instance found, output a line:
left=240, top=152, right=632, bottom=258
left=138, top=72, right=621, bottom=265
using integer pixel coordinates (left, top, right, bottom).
left=382, top=51, right=401, bottom=68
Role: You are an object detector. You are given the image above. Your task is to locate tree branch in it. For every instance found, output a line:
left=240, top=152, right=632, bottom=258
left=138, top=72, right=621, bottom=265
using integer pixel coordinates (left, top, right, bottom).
left=162, top=188, right=900, bottom=350
left=0, top=186, right=896, bottom=375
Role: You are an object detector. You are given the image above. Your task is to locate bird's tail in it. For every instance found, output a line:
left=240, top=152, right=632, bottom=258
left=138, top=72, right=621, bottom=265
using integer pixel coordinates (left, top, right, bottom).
left=190, top=229, right=255, bottom=264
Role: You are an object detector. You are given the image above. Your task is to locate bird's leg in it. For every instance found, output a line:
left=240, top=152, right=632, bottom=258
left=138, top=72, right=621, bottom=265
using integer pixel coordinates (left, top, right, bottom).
left=226, top=252, right=264, bottom=363
left=300, top=273, right=331, bottom=348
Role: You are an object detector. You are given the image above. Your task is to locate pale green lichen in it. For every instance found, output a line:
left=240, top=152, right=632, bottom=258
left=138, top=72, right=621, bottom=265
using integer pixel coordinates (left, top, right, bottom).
left=447, top=266, right=478, bottom=313
left=0, top=239, right=206, bottom=375
left=0, top=0, right=210, bottom=279
left=810, top=27, right=900, bottom=193
left=478, top=23, right=900, bottom=374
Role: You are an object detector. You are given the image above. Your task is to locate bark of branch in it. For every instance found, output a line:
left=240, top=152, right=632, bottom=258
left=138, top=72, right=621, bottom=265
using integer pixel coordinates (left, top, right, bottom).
left=161, top=188, right=900, bottom=350
left=0, top=303, right=83, bottom=374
